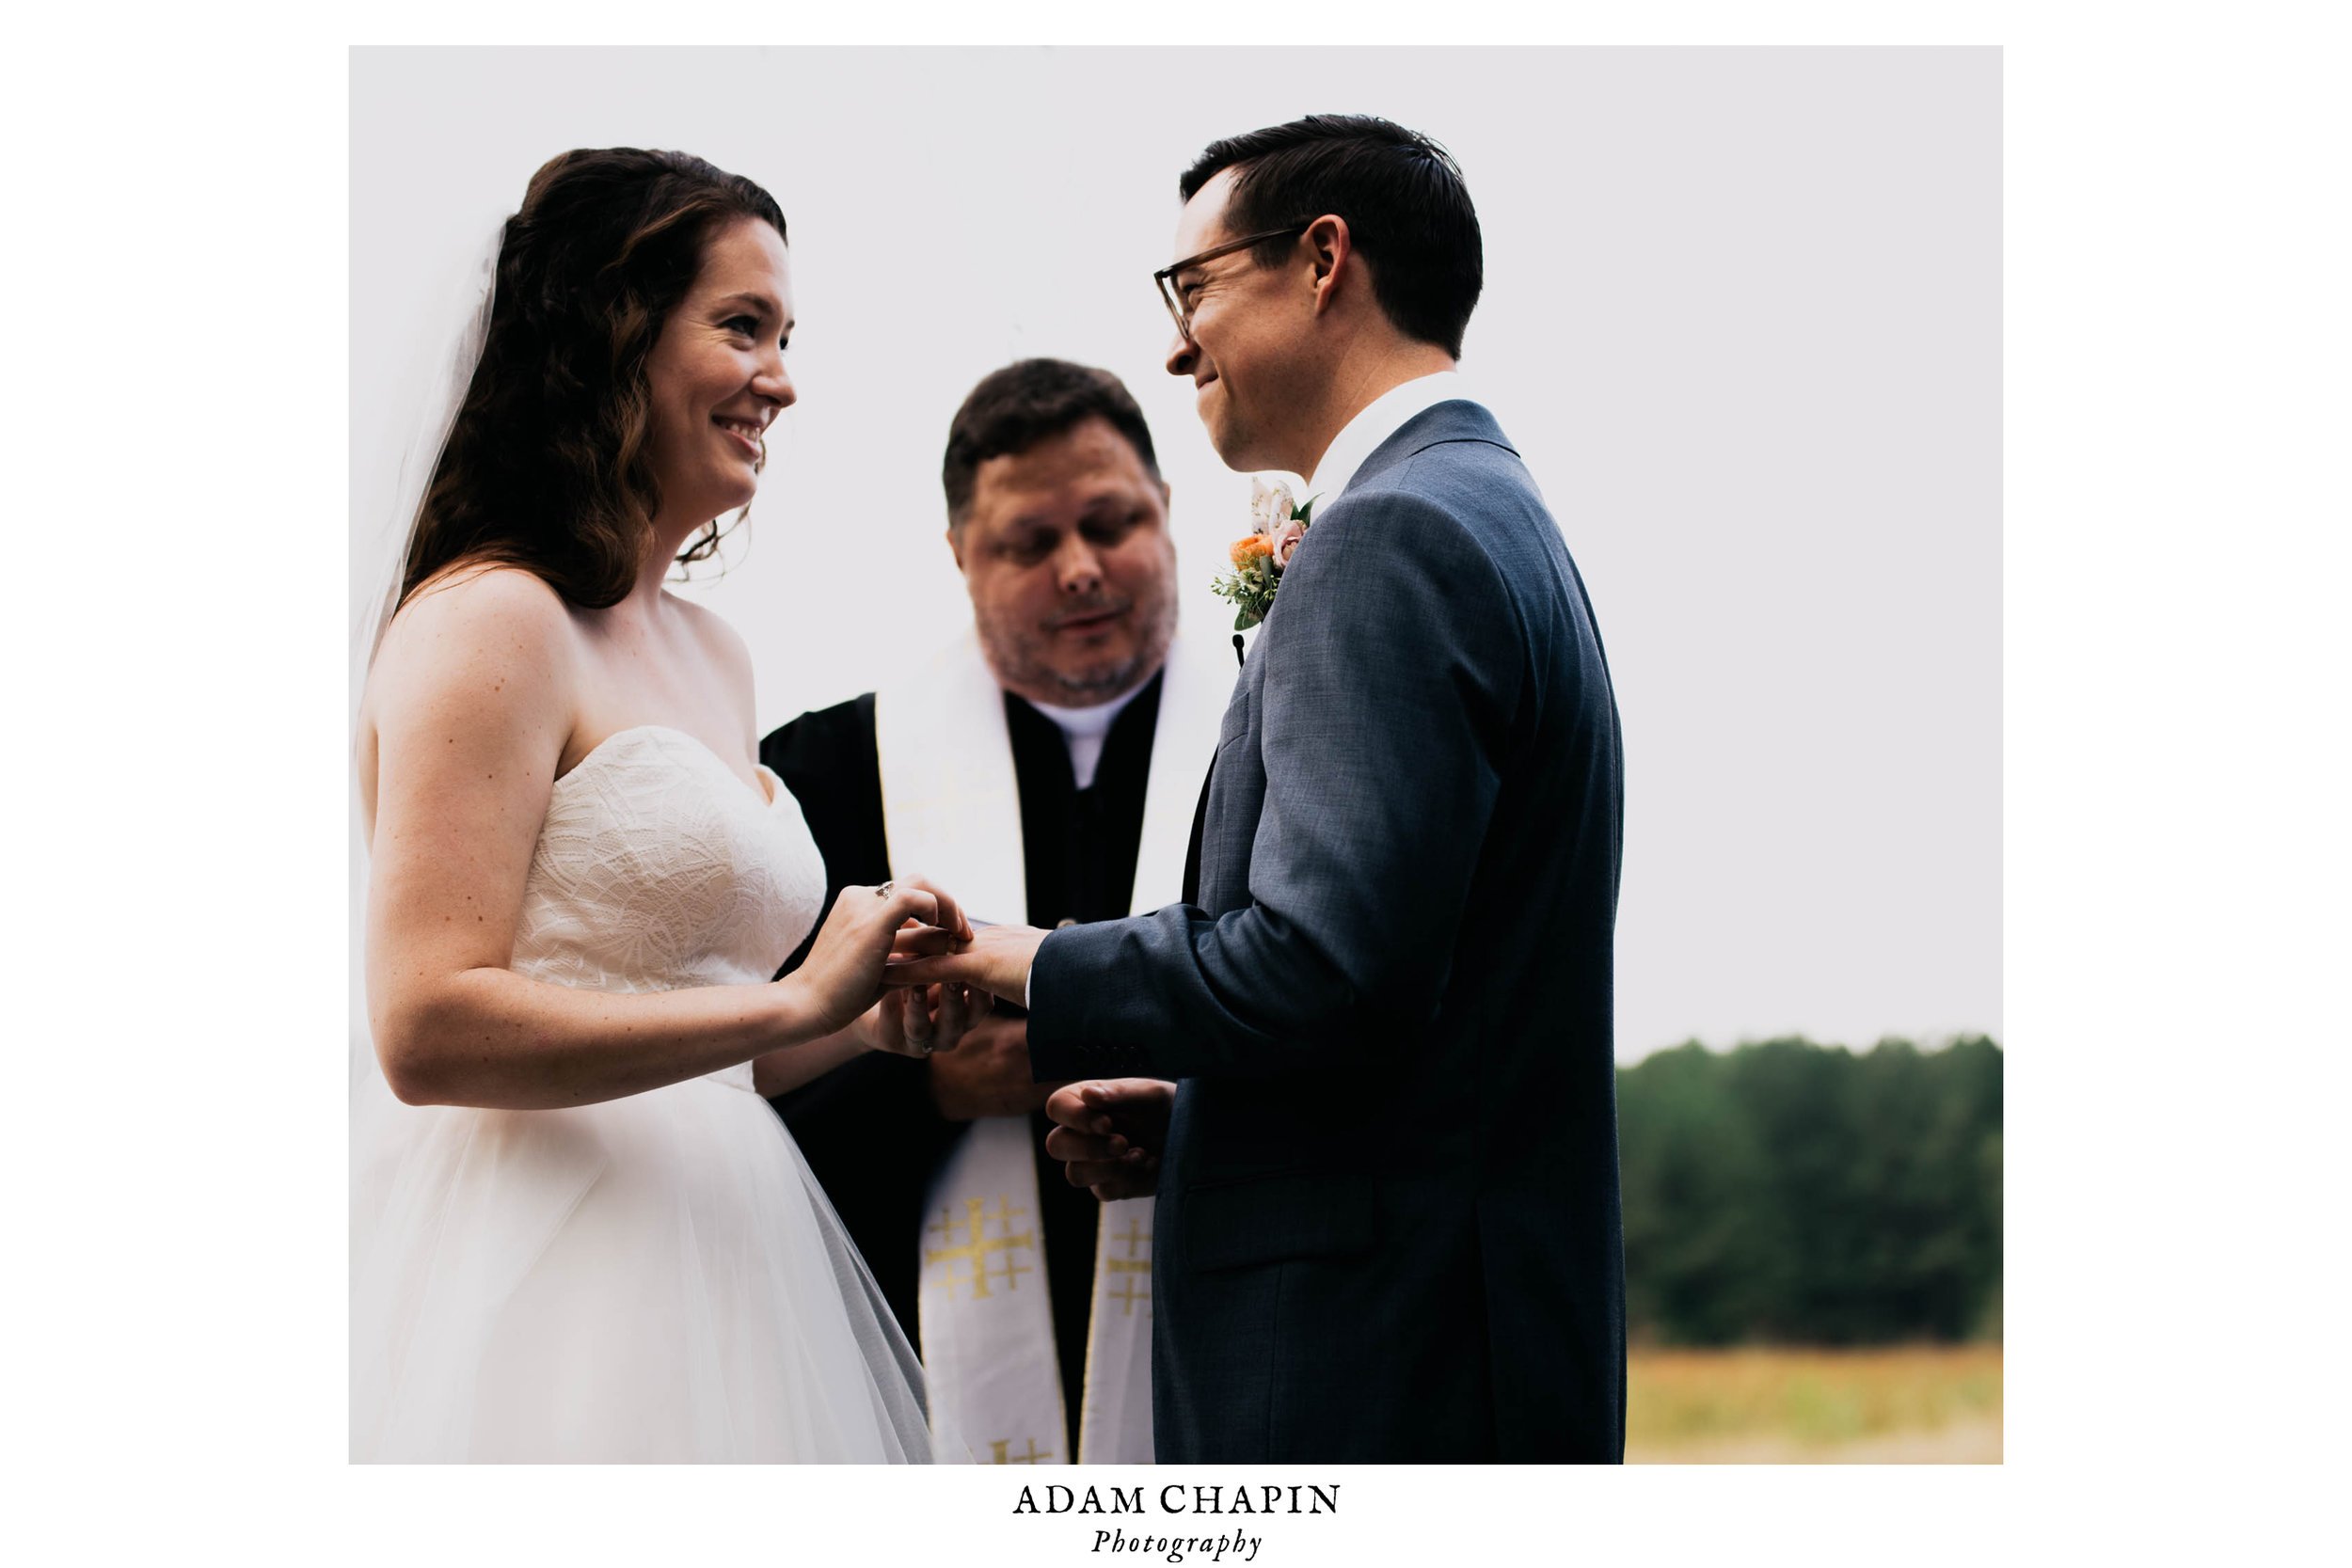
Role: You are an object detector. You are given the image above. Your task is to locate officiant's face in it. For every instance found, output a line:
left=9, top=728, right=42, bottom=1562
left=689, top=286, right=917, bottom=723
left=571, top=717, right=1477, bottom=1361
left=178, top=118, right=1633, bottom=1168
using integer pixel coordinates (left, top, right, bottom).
left=953, top=416, right=1178, bottom=708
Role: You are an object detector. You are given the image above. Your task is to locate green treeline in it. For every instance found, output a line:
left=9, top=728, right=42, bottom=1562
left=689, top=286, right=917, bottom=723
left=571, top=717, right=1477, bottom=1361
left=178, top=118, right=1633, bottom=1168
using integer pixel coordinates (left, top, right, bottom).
left=1616, top=1036, right=2002, bottom=1346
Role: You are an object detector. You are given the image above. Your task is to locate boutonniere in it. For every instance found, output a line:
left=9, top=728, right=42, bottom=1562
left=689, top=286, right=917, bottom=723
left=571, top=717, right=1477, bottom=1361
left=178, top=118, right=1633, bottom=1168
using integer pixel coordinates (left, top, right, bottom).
left=1212, top=477, right=1318, bottom=632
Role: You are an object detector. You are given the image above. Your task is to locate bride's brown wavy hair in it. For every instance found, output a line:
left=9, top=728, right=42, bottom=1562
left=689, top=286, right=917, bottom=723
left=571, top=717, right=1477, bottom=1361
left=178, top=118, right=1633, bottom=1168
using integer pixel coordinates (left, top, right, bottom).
left=396, top=148, right=787, bottom=615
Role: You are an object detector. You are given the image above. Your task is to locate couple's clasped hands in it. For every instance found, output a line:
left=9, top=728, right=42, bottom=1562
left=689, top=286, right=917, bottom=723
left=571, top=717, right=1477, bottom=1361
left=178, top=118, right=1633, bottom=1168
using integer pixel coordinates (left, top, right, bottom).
left=890, top=920, right=1175, bottom=1197
left=790, top=880, right=1043, bottom=1062
left=789, top=875, right=990, bottom=1058
left=796, top=894, right=1174, bottom=1196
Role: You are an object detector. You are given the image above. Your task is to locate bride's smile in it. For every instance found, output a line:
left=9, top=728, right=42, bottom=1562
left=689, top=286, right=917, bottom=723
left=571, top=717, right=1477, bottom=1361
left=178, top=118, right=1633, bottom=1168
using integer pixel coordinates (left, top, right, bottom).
left=644, top=215, right=797, bottom=533
left=712, top=413, right=768, bottom=458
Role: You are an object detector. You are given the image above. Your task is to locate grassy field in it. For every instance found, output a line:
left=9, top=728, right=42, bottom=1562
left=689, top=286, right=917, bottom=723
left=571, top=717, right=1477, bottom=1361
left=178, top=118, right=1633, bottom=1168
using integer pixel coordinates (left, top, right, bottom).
left=1625, top=1344, right=2002, bottom=1464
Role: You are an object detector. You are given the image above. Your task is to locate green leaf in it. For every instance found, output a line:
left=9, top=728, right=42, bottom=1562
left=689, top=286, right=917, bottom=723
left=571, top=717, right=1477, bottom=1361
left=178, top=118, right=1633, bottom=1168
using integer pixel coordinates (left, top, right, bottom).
left=1233, top=608, right=1261, bottom=631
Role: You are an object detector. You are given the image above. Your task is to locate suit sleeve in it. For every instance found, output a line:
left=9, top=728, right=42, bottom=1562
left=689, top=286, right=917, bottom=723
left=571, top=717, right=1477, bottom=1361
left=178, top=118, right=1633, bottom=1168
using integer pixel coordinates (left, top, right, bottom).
left=1027, top=488, right=1521, bottom=1081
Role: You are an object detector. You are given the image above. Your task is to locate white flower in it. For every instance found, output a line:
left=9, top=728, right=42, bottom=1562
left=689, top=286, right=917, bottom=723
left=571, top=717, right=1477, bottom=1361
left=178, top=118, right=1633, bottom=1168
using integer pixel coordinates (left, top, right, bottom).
left=1269, top=517, right=1306, bottom=569
left=1248, top=475, right=1297, bottom=539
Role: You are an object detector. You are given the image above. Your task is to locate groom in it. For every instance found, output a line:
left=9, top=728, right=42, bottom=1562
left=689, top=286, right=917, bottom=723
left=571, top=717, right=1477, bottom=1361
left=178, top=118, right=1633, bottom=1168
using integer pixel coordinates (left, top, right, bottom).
left=897, top=115, right=1627, bottom=1463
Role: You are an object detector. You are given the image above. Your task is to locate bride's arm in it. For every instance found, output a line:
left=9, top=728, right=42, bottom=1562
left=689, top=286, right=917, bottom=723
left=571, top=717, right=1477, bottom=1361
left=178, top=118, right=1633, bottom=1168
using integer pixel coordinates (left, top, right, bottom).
left=750, top=1032, right=864, bottom=1098
left=362, top=571, right=947, bottom=1111
left=748, top=978, right=979, bottom=1097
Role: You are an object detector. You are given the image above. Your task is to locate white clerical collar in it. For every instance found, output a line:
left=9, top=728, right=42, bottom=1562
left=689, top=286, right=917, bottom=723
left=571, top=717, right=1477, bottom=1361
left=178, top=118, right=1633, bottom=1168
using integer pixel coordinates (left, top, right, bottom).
left=1023, top=673, right=1153, bottom=791
left=1303, top=370, right=1468, bottom=505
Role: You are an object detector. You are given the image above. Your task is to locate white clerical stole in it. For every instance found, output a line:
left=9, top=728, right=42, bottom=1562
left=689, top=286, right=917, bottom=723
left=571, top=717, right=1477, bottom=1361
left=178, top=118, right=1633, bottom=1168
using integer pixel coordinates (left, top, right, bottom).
left=874, top=626, right=1231, bottom=1465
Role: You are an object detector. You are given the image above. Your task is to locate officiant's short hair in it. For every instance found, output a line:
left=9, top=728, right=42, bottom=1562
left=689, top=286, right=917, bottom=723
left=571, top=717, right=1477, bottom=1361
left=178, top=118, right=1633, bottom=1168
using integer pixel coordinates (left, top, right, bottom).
left=1181, top=114, right=1484, bottom=359
left=942, top=358, right=1161, bottom=530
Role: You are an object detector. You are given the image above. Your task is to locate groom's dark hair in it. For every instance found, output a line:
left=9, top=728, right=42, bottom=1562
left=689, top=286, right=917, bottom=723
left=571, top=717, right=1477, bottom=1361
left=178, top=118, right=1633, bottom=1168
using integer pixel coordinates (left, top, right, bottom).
left=1181, top=115, right=1483, bottom=358
left=943, top=358, right=1161, bottom=530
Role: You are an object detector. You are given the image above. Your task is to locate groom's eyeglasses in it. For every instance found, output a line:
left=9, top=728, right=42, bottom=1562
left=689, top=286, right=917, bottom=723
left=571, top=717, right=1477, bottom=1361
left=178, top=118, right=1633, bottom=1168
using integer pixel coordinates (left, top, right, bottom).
left=1153, top=223, right=1313, bottom=344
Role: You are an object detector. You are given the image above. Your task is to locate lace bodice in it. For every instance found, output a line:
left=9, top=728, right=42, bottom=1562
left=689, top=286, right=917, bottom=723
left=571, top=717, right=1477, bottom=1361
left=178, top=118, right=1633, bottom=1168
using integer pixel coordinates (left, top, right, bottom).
left=510, top=726, right=825, bottom=1087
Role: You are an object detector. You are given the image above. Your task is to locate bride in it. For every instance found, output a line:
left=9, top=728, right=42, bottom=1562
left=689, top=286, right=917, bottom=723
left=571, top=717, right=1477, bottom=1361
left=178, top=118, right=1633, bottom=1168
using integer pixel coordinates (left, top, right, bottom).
left=352, top=148, right=974, bottom=1462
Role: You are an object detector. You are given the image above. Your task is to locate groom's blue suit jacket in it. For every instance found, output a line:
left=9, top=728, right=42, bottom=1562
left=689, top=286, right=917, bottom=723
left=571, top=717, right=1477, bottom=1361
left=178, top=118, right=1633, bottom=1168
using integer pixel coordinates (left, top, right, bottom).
left=1027, top=401, right=1627, bottom=1463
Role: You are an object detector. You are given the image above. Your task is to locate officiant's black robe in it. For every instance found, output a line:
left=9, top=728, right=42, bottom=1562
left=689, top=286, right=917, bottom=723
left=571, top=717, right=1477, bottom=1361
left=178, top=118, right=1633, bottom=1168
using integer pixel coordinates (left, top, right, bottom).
left=761, top=673, right=1165, bottom=1457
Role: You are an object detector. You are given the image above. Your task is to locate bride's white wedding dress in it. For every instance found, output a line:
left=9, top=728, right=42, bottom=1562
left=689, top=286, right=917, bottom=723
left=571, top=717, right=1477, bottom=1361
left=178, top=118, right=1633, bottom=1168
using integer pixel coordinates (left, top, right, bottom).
left=351, top=725, right=939, bottom=1462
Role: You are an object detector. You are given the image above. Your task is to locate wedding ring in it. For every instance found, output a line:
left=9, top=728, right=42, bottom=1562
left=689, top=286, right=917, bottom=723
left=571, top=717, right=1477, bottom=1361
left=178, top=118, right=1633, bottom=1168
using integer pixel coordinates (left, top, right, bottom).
left=875, top=880, right=894, bottom=898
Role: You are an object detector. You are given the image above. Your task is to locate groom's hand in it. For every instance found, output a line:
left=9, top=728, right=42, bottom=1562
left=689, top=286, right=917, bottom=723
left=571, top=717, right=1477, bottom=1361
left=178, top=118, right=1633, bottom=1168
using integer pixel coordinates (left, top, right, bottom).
left=887, top=922, right=1047, bottom=1006
left=1044, top=1079, right=1175, bottom=1201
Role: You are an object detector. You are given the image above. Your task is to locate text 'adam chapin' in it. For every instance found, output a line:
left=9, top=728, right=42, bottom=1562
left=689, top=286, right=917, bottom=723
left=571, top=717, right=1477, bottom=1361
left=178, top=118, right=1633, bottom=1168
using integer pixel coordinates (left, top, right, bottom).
left=1010, top=1483, right=1340, bottom=1564
left=1012, top=1483, right=1340, bottom=1515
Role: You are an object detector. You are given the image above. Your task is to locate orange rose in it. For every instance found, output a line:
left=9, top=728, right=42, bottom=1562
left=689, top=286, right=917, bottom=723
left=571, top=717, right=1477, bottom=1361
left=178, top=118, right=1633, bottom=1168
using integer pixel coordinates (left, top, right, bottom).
left=1230, top=535, right=1272, bottom=569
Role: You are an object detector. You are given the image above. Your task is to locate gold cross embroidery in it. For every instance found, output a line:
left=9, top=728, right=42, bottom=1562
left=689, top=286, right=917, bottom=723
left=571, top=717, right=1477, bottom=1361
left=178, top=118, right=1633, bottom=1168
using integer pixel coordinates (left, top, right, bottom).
left=986, top=1250, right=1035, bottom=1293
left=924, top=1196, right=1036, bottom=1300
left=1103, top=1214, right=1152, bottom=1315
left=989, top=1437, right=1052, bottom=1465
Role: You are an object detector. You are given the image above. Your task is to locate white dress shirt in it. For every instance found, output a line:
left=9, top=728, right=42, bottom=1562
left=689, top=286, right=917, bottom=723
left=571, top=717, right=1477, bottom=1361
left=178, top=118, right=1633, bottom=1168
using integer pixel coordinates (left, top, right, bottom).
left=1025, top=678, right=1152, bottom=793
left=1302, top=369, right=1470, bottom=504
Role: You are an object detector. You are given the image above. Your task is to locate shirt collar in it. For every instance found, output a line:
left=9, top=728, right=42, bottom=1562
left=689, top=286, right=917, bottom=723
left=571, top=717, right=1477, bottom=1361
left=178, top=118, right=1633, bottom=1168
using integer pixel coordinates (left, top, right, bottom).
left=1303, top=370, right=1467, bottom=505
left=1022, top=670, right=1153, bottom=743
left=1019, top=669, right=1157, bottom=794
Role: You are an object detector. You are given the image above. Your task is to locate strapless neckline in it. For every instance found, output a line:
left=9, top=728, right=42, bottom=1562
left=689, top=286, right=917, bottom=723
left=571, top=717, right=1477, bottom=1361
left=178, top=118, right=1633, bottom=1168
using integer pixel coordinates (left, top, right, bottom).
left=557, top=723, right=780, bottom=810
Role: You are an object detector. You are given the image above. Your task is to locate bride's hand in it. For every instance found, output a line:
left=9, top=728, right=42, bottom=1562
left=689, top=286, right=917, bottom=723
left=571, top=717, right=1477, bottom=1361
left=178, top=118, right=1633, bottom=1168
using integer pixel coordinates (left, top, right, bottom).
left=788, top=878, right=971, bottom=1039
left=855, top=979, right=993, bottom=1059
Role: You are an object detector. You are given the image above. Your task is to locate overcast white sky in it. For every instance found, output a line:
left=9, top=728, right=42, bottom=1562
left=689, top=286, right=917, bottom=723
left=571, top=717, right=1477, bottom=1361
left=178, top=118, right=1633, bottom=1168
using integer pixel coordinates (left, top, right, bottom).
left=351, top=46, right=2000, bottom=1061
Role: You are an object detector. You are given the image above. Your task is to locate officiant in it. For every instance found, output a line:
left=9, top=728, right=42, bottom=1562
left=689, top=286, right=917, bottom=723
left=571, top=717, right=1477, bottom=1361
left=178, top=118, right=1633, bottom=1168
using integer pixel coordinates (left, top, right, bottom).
left=762, top=359, right=1227, bottom=1465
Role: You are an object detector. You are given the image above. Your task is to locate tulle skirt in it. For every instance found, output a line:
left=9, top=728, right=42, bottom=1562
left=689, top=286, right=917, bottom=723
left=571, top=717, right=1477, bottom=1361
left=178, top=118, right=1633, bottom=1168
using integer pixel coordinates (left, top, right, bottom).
left=351, top=1065, right=946, bottom=1463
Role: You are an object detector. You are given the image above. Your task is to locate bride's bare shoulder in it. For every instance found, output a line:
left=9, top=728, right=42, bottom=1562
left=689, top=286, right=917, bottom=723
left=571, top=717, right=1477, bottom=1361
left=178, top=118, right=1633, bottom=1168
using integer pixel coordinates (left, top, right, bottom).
left=365, top=565, right=581, bottom=725
left=392, top=562, right=573, bottom=633
left=378, top=565, right=580, bottom=663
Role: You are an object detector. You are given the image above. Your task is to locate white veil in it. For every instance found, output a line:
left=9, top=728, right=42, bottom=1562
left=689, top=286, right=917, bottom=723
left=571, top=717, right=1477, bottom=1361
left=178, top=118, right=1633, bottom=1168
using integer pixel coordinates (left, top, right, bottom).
left=350, top=217, right=504, bottom=687
left=347, top=215, right=501, bottom=1085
